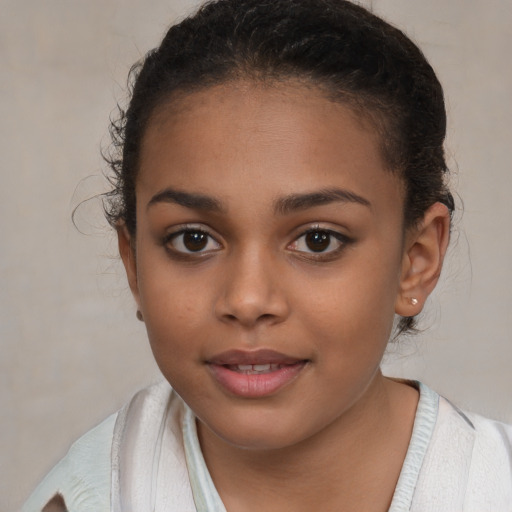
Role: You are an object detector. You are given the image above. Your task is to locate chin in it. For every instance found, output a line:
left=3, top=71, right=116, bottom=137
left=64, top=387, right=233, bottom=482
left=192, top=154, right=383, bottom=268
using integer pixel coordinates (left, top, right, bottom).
left=211, top=426, right=300, bottom=451
left=197, top=406, right=319, bottom=453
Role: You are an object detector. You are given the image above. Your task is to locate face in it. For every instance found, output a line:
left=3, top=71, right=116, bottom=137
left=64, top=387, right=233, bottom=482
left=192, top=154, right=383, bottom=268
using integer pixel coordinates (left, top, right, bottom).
left=124, top=81, right=409, bottom=451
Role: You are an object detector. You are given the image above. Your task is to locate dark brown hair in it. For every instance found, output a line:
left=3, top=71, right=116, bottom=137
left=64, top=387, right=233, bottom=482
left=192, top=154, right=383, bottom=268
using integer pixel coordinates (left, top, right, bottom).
left=104, top=0, right=454, bottom=333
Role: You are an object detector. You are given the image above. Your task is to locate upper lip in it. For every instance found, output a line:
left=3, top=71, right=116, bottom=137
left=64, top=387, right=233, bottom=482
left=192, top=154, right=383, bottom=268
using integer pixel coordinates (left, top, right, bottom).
left=207, top=349, right=305, bottom=366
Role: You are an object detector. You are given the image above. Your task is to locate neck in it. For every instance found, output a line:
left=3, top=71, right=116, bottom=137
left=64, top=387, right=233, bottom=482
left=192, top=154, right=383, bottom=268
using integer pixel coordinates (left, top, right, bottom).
left=198, top=374, right=419, bottom=512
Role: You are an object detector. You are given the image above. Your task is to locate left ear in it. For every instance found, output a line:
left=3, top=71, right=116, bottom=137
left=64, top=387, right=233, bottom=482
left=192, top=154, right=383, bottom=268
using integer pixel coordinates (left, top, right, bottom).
left=395, top=202, right=451, bottom=316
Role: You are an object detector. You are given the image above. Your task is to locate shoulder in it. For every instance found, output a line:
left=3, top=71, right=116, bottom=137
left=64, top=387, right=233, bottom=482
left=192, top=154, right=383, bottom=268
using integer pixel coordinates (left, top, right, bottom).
left=409, top=383, right=512, bottom=511
left=463, top=409, right=512, bottom=509
left=417, top=391, right=512, bottom=511
left=437, top=398, right=512, bottom=477
left=23, top=381, right=176, bottom=512
left=22, top=412, right=117, bottom=512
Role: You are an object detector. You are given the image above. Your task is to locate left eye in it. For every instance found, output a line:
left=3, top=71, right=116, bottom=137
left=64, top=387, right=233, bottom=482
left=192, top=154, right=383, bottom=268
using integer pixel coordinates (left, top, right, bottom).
left=289, top=229, right=346, bottom=254
left=166, top=229, right=221, bottom=254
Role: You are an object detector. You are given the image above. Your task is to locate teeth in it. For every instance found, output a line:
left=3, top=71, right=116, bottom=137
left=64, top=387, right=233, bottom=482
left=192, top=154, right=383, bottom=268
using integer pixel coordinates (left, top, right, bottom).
left=230, top=363, right=281, bottom=374
left=253, top=364, right=271, bottom=371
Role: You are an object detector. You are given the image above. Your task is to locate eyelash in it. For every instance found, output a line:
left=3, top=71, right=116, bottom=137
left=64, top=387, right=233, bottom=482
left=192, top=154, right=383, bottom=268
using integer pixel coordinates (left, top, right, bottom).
left=163, top=225, right=222, bottom=259
left=162, top=225, right=351, bottom=261
left=287, top=226, right=351, bottom=261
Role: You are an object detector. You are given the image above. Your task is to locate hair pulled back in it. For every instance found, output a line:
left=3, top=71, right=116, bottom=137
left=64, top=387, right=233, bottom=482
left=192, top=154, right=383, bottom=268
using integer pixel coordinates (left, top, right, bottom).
left=104, top=0, right=455, bottom=333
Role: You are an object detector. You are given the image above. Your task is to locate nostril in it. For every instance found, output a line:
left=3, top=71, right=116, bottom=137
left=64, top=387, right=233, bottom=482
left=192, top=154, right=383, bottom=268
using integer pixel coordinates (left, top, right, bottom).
left=258, top=313, right=277, bottom=322
left=219, top=310, right=283, bottom=328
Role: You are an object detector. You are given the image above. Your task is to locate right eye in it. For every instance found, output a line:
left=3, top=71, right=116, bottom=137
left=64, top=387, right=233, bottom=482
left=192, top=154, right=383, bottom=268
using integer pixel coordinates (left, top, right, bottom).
left=165, top=228, right=221, bottom=254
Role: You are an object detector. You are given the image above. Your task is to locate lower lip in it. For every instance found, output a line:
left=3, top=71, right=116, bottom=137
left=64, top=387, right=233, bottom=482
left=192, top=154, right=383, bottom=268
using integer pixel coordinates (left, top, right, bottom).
left=208, top=362, right=307, bottom=398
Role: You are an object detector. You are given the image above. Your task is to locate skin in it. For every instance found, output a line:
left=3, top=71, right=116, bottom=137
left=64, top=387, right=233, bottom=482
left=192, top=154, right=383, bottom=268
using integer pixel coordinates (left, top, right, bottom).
left=119, top=81, right=450, bottom=511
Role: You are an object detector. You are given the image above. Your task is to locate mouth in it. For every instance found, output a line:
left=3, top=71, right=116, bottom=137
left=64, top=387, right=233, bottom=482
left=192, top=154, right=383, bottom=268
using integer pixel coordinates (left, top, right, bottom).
left=206, top=350, right=309, bottom=398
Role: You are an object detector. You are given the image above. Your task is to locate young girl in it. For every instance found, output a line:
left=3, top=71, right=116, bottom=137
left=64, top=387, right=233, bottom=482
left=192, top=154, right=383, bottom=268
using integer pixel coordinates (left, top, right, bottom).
left=24, top=0, right=512, bottom=510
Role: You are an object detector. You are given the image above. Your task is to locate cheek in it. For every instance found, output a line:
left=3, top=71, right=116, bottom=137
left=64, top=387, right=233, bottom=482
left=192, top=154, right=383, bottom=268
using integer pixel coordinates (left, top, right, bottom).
left=292, top=251, right=401, bottom=358
left=297, top=257, right=400, bottom=323
left=137, top=265, right=213, bottom=358
left=143, top=294, right=205, bottom=346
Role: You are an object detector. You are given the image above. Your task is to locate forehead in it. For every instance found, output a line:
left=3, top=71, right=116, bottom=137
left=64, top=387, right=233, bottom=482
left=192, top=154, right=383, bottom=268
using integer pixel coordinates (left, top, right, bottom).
left=138, top=80, right=403, bottom=210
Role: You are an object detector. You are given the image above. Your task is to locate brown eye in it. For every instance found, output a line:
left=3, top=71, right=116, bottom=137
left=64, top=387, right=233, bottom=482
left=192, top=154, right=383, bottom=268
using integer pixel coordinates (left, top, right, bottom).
left=305, top=231, right=330, bottom=252
left=288, top=228, right=349, bottom=257
left=183, top=231, right=208, bottom=251
left=166, top=228, right=221, bottom=254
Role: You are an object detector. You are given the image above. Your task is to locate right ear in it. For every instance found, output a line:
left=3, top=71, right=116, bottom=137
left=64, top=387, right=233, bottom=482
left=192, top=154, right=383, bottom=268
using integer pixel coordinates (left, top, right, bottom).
left=117, top=223, right=140, bottom=306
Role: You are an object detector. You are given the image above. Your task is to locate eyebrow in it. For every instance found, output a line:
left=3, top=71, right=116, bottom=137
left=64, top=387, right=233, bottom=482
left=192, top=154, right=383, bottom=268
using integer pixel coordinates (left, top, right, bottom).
left=274, top=188, right=371, bottom=215
left=146, top=186, right=371, bottom=215
left=147, top=188, right=225, bottom=213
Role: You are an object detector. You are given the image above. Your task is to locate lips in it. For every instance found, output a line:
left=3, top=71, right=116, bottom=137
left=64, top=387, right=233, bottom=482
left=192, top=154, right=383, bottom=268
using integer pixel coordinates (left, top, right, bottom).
left=206, top=349, right=308, bottom=398
left=207, top=349, right=304, bottom=366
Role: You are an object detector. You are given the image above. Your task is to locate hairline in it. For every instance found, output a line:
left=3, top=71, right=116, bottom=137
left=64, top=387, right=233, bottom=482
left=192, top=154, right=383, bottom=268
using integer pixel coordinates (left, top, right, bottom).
left=142, top=72, right=405, bottom=174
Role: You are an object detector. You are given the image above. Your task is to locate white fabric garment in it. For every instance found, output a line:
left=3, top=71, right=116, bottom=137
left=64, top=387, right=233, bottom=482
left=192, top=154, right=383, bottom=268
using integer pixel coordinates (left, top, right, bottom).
left=23, top=380, right=512, bottom=512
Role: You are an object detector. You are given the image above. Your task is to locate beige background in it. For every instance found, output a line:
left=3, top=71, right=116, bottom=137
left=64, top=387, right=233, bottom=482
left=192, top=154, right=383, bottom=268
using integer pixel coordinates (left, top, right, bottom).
left=1, top=0, right=511, bottom=509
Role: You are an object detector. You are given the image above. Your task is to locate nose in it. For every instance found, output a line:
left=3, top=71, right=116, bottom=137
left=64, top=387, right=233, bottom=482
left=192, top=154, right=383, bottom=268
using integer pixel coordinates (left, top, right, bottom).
left=214, top=247, right=290, bottom=328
